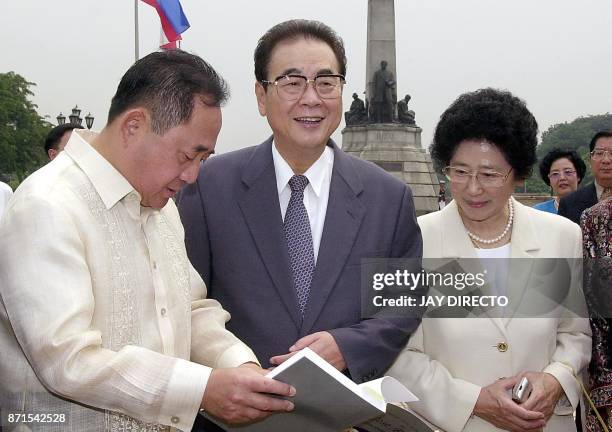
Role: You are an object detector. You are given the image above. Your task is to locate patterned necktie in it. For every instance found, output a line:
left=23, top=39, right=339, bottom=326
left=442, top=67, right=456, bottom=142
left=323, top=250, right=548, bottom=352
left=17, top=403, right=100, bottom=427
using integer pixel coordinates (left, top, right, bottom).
left=284, top=175, right=315, bottom=317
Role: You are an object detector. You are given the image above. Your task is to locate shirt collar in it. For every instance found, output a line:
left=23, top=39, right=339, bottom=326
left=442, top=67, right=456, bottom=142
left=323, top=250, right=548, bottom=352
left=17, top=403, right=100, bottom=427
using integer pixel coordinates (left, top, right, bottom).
left=63, top=129, right=136, bottom=210
left=595, top=180, right=606, bottom=201
left=271, top=140, right=334, bottom=197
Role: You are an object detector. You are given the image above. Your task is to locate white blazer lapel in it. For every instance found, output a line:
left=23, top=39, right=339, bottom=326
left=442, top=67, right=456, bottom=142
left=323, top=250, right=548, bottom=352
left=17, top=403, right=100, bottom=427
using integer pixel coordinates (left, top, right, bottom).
left=440, top=200, right=478, bottom=259
left=504, top=198, right=541, bottom=325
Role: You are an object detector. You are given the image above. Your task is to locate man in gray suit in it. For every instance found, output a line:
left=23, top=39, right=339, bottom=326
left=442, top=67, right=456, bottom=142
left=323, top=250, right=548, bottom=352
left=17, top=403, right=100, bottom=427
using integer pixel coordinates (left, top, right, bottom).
left=178, top=19, right=423, bottom=397
left=559, top=130, right=612, bottom=224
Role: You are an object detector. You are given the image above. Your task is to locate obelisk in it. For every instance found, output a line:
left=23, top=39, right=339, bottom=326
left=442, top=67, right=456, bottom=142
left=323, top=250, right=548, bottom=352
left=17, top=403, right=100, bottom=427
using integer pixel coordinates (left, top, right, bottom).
left=342, top=0, right=440, bottom=215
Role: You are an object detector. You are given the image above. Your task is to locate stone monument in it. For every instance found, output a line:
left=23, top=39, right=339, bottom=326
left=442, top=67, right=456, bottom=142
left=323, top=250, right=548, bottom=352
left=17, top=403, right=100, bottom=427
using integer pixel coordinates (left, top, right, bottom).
left=370, top=60, right=396, bottom=123
left=342, top=0, right=439, bottom=215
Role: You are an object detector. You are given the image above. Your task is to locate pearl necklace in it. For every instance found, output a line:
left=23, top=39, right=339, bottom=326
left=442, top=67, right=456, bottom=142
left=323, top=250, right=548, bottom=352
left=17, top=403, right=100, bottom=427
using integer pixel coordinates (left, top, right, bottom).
left=465, top=198, right=514, bottom=245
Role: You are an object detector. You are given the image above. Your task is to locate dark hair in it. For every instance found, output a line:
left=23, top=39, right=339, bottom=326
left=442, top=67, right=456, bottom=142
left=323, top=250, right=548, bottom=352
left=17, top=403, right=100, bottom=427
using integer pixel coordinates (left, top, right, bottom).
left=44, top=123, right=85, bottom=153
left=538, top=148, right=586, bottom=186
left=589, top=129, right=612, bottom=152
left=254, top=19, right=347, bottom=85
left=107, top=50, right=229, bottom=135
left=431, top=88, right=538, bottom=179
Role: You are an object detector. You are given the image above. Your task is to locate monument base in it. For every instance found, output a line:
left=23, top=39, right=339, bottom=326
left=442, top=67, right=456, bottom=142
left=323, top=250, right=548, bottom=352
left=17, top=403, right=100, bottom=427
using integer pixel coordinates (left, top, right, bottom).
left=341, top=123, right=439, bottom=215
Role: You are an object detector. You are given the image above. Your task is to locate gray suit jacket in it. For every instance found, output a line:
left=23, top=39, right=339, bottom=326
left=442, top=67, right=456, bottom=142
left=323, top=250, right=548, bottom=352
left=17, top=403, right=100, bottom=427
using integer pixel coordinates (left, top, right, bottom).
left=178, top=137, right=423, bottom=382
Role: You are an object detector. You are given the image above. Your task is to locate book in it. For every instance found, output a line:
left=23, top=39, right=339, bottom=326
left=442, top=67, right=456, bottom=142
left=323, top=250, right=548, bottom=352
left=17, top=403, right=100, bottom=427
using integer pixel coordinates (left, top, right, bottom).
left=208, top=347, right=438, bottom=432
left=359, top=403, right=441, bottom=432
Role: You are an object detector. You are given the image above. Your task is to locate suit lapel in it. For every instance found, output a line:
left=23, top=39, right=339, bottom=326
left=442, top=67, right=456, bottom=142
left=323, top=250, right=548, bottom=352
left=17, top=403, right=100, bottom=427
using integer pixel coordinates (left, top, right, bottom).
left=237, top=138, right=301, bottom=330
left=583, top=183, right=598, bottom=208
left=575, top=183, right=598, bottom=221
left=301, top=144, right=366, bottom=334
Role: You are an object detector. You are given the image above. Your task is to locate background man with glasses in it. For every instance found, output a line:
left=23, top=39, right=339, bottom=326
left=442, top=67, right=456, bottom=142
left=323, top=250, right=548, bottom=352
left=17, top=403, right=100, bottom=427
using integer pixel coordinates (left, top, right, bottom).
left=559, top=130, right=612, bottom=224
left=178, top=19, right=424, bottom=430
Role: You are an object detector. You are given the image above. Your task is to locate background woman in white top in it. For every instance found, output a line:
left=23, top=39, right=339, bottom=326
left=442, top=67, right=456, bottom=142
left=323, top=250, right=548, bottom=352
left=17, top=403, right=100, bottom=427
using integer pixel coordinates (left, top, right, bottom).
left=0, top=179, right=12, bottom=218
left=388, top=88, right=591, bottom=432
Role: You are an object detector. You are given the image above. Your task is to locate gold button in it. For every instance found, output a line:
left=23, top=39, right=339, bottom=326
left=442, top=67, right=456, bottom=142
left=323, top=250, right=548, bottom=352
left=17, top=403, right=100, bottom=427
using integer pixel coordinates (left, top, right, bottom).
left=497, top=342, right=508, bottom=352
left=171, top=416, right=180, bottom=424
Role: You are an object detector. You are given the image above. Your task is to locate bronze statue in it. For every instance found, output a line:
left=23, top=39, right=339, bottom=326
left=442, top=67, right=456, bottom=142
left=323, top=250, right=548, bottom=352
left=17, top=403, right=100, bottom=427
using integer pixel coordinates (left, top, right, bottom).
left=371, top=60, right=396, bottom=123
left=345, top=93, right=368, bottom=126
left=397, top=94, right=416, bottom=125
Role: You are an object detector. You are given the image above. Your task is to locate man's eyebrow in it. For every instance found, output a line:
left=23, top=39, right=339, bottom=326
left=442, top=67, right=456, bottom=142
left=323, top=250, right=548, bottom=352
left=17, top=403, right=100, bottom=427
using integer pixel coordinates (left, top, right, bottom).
left=277, top=68, right=302, bottom=77
left=275, top=68, right=338, bottom=79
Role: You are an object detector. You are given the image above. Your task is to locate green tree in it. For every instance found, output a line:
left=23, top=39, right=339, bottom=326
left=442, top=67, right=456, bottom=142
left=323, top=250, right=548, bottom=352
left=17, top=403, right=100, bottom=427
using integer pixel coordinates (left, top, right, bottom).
left=0, top=72, right=52, bottom=188
left=525, top=114, right=612, bottom=193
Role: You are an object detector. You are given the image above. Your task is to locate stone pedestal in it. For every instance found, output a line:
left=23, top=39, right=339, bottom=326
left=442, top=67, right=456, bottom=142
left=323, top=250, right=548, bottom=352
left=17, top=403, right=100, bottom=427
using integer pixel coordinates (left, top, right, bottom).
left=342, top=124, right=439, bottom=215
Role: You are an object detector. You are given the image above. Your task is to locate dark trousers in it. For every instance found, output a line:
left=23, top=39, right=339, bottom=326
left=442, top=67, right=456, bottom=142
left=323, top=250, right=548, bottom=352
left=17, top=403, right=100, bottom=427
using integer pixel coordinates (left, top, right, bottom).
left=576, top=402, right=583, bottom=432
left=192, top=414, right=226, bottom=432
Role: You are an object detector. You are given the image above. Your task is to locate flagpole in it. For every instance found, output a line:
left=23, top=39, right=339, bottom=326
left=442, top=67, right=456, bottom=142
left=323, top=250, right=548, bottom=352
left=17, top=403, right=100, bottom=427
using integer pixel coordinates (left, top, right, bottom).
left=134, top=0, right=140, bottom=62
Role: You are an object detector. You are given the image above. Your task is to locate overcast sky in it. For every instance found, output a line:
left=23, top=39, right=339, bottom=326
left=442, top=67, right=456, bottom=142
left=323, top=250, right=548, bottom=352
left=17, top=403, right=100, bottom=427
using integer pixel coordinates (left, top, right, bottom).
left=2, top=0, right=611, bottom=154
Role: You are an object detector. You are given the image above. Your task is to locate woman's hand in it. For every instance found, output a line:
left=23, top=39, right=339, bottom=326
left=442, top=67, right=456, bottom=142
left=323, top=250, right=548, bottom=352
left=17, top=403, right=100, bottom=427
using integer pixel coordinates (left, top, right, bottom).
left=473, top=376, right=546, bottom=431
left=518, top=371, right=564, bottom=422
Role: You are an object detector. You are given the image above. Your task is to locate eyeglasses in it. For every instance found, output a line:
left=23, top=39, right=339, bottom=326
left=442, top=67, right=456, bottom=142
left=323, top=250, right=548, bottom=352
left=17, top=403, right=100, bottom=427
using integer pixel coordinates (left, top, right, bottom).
left=548, top=169, right=577, bottom=181
left=261, top=74, right=345, bottom=101
left=590, top=149, right=612, bottom=161
left=443, top=166, right=513, bottom=188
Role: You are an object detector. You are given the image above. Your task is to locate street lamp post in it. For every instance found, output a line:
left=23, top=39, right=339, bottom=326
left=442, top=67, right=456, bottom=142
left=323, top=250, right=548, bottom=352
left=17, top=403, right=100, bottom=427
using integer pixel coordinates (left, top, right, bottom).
left=68, top=106, right=81, bottom=126
left=56, top=105, right=95, bottom=129
left=85, top=112, right=94, bottom=129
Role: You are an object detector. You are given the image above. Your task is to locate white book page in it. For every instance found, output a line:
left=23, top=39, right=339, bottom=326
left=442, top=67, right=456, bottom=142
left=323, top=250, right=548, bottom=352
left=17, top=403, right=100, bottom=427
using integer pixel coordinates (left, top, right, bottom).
left=267, top=348, right=385, bottom=410
left=359, top=376, right=419, bottom=404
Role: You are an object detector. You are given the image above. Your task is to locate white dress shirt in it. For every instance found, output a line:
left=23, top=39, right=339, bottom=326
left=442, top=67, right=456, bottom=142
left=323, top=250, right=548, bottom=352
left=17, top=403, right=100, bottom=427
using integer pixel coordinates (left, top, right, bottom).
left=595, top=180, right=607, bottom=201
left=272, top=142, right=334, bottom=263
left=0, top=130, right=258, bottom=431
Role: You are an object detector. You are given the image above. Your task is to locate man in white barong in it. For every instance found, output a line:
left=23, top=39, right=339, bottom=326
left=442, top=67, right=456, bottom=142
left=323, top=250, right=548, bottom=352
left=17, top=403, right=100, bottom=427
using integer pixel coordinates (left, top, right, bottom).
left=0, top=50, right=295, bottom=432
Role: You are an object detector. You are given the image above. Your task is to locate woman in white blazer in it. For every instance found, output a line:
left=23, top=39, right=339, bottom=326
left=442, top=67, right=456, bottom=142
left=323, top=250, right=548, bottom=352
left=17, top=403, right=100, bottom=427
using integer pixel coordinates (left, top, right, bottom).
left=387, top=89, right=591, bottom=432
